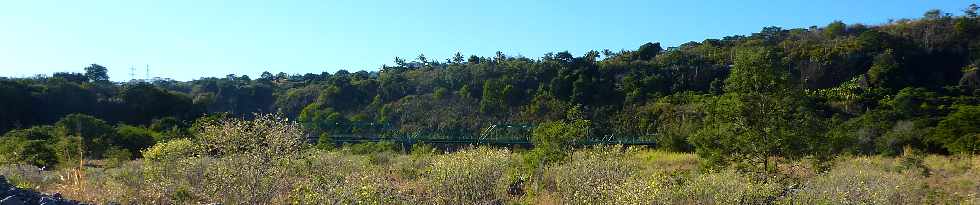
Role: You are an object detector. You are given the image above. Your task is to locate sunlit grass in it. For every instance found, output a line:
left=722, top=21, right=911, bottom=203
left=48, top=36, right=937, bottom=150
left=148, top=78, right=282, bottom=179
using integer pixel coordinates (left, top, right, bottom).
left=3, top=146, right=980, bottom=204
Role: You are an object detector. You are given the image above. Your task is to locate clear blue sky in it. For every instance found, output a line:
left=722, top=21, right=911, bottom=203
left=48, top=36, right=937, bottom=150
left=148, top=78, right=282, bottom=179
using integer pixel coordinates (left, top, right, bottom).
left=0, top=0, right=973, bottom=81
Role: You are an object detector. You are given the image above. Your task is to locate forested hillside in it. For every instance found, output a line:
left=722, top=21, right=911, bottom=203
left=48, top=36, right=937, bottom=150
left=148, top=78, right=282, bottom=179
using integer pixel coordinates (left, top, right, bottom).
left=2, top=7, right=980, bottom=169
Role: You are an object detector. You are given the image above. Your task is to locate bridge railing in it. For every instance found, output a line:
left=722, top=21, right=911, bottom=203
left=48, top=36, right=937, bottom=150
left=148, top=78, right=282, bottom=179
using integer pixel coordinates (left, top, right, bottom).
left=319, top=123, right=656, bottom=147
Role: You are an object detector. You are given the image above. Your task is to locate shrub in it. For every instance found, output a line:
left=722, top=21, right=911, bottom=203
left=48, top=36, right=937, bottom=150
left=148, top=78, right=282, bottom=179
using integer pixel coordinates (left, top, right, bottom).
left=546, top=146, right=645, bottom=204
left=289, top=151, right=403, bottom=204
left=141, top=155, right=207, bottom=204
left=410, top=143, right=438, bottom=157
left=0, top=135, right=57, bottom=167
left=347, top=141, right=400, bottom=155
left=114, top=125, right=157, bottom=155
left=633, top=150, right=700, bottom=173
left=676, top=170, right=782, bottom=204
left=315, top=133, right=333, bottom=150
left=141, top=138, right=196, bottom=162
left=0, top=126, right=59, bottom=167
left=102, top=147, right=132, bottom=168
left=780, top=156, right=928, bottom=204
left=526, top=118, right=589, bottom=167
left=149, top=117, right=191, bottom=142
left=422, top=147, right=512, bottom=204
left=194, top=114, right=305, bottom=204
left=65, top=161, right=146, bottom=204
left=929, top=105, right=980, bottom=154
left=143, top=113, right=306, bottom=204
left=55, top=114, right=117, bottom=159
left=877, top=120, right=928, bottom=156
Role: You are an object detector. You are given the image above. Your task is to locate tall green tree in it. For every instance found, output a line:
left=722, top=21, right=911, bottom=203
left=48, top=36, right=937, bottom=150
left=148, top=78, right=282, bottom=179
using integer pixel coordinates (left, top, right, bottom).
left=637, top=42, right=663, bottom=60
left=824, top=20, right=846, bottom=38
left=480, top=80, right=505, bottom=114
left=691, top=47, right=819, bottom=171
left=84, top=64, right=109, bottom=83
left=867, top=49, right=905, bottom=89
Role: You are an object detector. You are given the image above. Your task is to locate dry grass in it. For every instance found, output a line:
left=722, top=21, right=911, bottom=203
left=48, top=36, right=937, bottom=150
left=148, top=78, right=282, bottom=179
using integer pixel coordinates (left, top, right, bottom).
left=922, top=155, right=980, bottom=204
left=779, top=156, right=929, bottom=204
left=3, top=138, right=980, bottom=204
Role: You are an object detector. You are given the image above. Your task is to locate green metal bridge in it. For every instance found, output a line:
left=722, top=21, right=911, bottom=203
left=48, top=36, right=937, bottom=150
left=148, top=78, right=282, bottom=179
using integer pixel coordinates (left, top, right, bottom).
left=320, top=123, right=657, bottom=148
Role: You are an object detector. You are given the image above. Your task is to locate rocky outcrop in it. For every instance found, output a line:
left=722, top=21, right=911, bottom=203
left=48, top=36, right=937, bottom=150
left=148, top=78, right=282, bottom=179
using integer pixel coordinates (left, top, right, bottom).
left=0, top=176, right=82, bottom=205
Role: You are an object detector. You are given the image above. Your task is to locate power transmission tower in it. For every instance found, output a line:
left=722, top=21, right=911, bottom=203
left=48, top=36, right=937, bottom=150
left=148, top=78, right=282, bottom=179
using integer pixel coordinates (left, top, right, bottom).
left=129, top=66, right=136, bottom=82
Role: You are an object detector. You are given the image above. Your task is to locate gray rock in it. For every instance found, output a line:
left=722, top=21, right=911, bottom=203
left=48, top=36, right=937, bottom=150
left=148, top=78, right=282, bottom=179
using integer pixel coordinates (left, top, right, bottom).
left=0, top=177, right=80, bottom=205
left=0, top=196, right=26, bottom=205
left=39, top=196, right=56, bottom=205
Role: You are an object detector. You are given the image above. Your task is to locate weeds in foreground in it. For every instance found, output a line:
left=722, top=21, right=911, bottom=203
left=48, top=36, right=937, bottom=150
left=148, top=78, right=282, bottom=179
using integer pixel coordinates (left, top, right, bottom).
left=2, top=115, right=977, bottom=204
left=5, top=149, right=980, bottom=204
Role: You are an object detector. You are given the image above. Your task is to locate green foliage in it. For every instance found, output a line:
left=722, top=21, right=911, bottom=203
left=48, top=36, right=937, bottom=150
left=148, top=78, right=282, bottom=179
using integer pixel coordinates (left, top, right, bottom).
left=479, top=80, right=506, bottom=114
left=410, top=143, right=438, bottom=157
left=346, top=141, right=400, bottom=155
left=83, top=64, right=109, bottom=83
left=11, top=144, right=980, bottom=204
left=457, top=84, right=473, bottom=99
left=195, top=114, right=305, bottom=159
left=433, top=87, right=449, bottom=100
left=149, top=117, right=190, bottom=142
left=144, top=114, right=306, bottom=204
left=423, top=147, right=512, bottom=204
left=315, top=133, right=333, bottom=150
left=723, top=47, right=790, bottom=94
left=103, top=147, right=132, bottom=168
left=520, top=89, right=573, bottom=122
left=526, top=109, right=590, bottom=167
left=651, top=93, right=707, bottom=152
left=868, top=49, right=906, bottom=89
left=141, top=138, right=196, bottom=162
left=637, top=42, right=663, bottom=60
left=824, top=20, right=847, bottom=38
left=189, top=113, right=230, bottom=134
left=54, top=114, right=117, bottom=160
left=114, top=125, right=157, bottom=157
left=0, top=126, right=58, bottom=167
left=298, top=102, right=347, bottom=135
left=53, top=134, right=82, bottom=168
left=694, top=46, right=830, bottom=171
left=0, top=135, right=57, bottom=167
left=119, top=83, right=197, bottom=124
left=930, top=105, right=980, bottom=154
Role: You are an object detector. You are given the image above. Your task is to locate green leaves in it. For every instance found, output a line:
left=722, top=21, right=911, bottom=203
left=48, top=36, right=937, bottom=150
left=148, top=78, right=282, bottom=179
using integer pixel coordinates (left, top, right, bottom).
left=929, top=105, right=980, bottom=154
left=724, top=47, right=790, bottom=94
left=83, top=64, right=109, bottom=83
left=299, top=102, right=347, bottom=135
left=694, top=47, right=822, bottom=171
left=527, top=109, right=591, bottom=167
left=868, top=49, right=906, bottom=89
